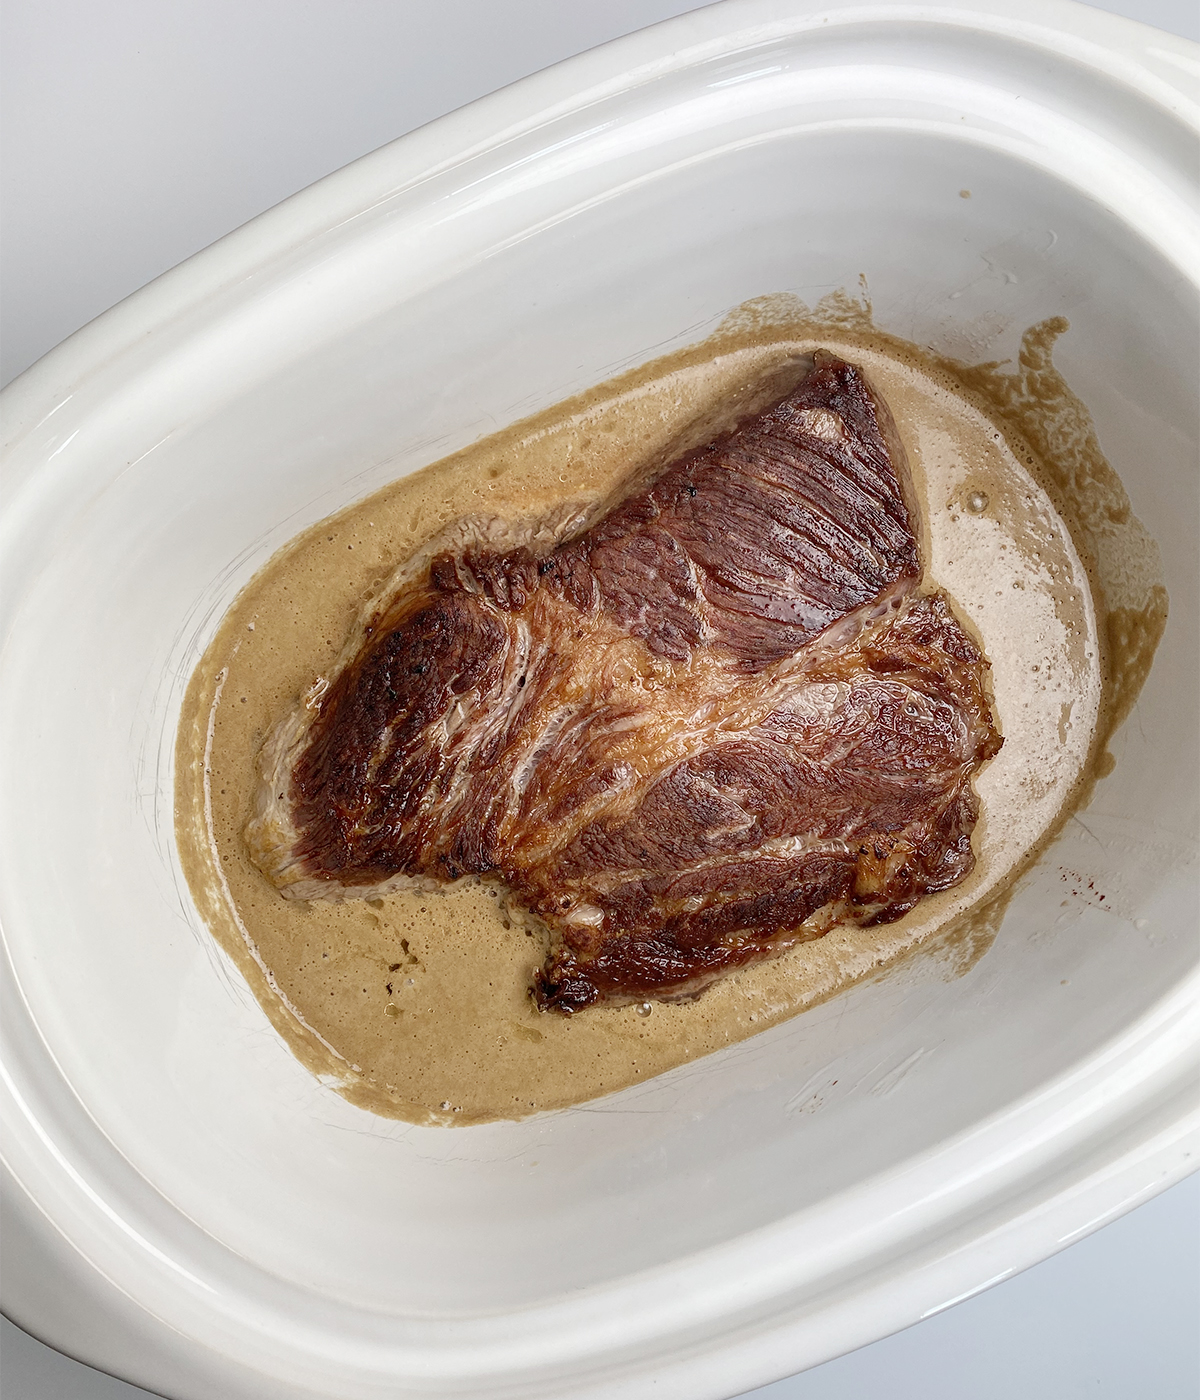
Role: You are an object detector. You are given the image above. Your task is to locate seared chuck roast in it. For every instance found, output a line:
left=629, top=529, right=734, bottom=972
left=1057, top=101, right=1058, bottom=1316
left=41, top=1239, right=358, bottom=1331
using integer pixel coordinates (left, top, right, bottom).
left=248, top=353, right=1002, bottom=1012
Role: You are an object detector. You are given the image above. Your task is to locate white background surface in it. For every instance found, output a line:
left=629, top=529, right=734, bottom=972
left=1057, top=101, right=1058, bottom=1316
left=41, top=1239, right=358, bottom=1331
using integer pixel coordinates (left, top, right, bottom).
left=1, top=2, right=1197, bottom=1397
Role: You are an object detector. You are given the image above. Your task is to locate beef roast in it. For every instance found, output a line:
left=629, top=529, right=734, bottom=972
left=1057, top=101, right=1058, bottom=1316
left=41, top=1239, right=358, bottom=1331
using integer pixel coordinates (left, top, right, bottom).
left=247, top=352, right=1002, bottom=1012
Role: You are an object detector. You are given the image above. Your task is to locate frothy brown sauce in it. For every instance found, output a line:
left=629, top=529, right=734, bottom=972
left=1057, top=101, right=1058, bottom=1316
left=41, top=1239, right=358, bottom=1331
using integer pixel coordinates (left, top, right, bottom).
left=175, top=292, right=1166, bottom=1125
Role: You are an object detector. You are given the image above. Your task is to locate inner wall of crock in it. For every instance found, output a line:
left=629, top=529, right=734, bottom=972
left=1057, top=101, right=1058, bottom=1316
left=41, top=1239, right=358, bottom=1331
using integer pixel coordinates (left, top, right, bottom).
left=1, top=125, right=1195, bottom=1312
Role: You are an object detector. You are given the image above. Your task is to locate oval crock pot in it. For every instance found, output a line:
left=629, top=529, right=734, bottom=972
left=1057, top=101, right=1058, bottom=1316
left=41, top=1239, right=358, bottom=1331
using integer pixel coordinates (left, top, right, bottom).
left=1, top=1, right=1197, bottom=1396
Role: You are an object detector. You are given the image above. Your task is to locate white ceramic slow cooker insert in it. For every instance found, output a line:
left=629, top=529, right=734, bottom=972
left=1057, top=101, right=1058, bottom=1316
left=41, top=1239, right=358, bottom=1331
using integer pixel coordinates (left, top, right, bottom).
left=1, top=1, right=1197, bottom=1396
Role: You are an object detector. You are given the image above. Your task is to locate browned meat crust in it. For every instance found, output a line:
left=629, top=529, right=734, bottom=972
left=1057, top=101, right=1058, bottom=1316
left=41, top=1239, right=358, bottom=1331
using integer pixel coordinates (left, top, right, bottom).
left=247, top=353, right=1002, bottom=1012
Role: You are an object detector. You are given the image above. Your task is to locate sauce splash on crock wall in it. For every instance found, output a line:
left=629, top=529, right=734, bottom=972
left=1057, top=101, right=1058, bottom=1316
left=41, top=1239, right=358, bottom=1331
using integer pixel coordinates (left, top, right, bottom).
left=175, top=292, right=1166, bottom=1125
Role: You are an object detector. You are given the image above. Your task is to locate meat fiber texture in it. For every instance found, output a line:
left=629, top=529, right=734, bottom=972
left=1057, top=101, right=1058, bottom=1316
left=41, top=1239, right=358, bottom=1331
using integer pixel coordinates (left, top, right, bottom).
left=248, top=353, right=1002, bottom=1012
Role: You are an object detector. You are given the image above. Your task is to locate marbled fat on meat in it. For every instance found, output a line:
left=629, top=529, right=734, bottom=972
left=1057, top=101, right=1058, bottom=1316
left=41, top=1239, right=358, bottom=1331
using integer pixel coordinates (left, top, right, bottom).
left=247, top=353, right=1002, bottom=1012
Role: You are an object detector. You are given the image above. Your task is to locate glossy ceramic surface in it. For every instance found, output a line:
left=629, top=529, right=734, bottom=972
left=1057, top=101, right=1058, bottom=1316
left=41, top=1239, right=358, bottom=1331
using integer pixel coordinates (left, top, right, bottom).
left=1, top=1, right=1197, bottom=1396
